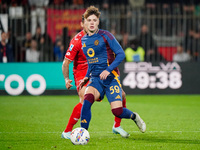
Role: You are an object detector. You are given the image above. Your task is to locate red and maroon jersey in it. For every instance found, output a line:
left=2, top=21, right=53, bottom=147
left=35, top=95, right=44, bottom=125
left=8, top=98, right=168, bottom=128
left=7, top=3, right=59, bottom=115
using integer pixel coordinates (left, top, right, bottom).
left=65, top=30, right=88, bottom=75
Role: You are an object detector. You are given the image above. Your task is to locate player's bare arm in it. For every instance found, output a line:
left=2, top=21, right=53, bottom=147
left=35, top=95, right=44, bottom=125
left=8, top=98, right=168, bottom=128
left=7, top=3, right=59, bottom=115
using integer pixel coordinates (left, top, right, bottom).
left=62, top=58, right=73, bottom=89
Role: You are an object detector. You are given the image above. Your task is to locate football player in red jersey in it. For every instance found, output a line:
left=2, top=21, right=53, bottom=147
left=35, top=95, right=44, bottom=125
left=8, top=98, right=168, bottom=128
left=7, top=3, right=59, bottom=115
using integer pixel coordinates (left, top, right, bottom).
left=61, top=16, right=129, bottom=139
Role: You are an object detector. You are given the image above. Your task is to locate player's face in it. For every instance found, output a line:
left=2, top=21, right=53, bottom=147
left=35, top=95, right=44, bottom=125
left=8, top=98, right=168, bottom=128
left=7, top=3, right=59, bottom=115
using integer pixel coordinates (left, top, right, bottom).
left=85, top=14, right=99, bottom=35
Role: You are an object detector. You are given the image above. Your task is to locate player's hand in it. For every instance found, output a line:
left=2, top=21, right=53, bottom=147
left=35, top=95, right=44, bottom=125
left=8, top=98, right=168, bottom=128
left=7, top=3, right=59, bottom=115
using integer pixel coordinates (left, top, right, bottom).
left=78, top=77, right=89, bottom=90
left=65, top=78, right=73, bottom=89
left=100, top=70, right=110, bottom=80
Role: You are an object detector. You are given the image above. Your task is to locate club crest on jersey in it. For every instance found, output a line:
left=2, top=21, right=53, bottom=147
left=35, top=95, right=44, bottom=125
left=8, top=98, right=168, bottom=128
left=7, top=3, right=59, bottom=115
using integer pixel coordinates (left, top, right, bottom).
left=94, top=40, right=99, bottom=46
left=87, top=48, right=95, bottom=57
left=69, top=44, right=74, bottom=51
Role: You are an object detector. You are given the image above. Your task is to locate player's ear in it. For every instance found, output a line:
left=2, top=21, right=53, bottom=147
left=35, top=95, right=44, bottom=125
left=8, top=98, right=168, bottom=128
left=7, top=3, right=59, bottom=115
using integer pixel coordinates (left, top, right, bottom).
left=80, top=22, right=83, bottom=28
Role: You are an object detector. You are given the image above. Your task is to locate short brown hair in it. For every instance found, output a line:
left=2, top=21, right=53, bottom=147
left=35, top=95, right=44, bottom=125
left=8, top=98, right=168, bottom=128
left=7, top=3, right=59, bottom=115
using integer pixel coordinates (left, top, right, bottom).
left=81, top=14, right=84, bottom=22
left=84, top=6, right=101, bottom=19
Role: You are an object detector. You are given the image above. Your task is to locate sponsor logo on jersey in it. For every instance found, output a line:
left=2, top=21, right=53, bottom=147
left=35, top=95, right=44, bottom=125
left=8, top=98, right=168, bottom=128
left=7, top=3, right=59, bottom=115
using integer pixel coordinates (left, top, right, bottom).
left=83, top=43, right=86, bottom=47
left=81, top=119, right=87, bottom=123
left=87, top=48, right=95, bottom=57
left=115, top=95, right=121, bottom=99
left=94, top=40, right=99, bottom=46
left=66, top=52, right=70, bottom=55
left=69, top=44, right=74, bottom=51
left=74, top=118, right=79, bottom=121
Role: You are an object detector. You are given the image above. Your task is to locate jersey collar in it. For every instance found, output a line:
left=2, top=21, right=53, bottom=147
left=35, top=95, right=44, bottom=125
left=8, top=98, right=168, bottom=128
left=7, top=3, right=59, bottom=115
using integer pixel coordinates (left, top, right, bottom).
left=95, top=29, right=99, bottom=34
left=87, top=29, right=99, bottom=36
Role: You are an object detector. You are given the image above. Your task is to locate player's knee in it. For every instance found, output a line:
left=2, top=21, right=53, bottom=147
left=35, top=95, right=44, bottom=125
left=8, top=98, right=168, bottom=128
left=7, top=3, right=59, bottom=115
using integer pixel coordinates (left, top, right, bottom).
left=112, top=107, right=123, bottom=117
left=84, top=93, right=95, bottom=103
left=79, top=93, right=84, bottom=104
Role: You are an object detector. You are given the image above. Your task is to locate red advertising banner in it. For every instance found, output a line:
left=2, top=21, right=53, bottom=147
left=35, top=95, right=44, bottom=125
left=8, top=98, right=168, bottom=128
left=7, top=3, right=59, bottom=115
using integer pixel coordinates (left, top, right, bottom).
left=47, top=8, right=85, bottom=42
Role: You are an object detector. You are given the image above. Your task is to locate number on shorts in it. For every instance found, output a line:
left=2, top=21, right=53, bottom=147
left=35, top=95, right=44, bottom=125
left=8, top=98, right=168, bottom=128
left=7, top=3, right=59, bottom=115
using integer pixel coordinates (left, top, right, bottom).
left=110, top=85, right=120, bottom=94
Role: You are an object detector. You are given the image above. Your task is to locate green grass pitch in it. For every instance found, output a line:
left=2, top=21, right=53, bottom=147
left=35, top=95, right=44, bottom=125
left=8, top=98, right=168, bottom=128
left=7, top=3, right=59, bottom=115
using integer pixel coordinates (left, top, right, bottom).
left=0, top=95, right=200, bottom=150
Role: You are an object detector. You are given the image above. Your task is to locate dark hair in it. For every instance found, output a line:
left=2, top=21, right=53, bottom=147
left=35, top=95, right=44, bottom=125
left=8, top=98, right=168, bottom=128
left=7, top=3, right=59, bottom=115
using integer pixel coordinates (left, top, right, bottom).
left=84, top=5, right=101, bottom=19
left=82, top=15, right=84, bottom=22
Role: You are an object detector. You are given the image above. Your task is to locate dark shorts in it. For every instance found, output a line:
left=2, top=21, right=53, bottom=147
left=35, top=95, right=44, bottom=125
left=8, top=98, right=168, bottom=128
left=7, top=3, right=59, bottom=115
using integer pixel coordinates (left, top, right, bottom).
left=87, top=74, right=122, bottom=103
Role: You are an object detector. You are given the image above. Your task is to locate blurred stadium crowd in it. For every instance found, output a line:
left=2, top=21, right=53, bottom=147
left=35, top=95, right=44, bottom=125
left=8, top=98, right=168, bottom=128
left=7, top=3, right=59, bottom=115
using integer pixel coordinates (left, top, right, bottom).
left=0, top=0, right=200, bottom=62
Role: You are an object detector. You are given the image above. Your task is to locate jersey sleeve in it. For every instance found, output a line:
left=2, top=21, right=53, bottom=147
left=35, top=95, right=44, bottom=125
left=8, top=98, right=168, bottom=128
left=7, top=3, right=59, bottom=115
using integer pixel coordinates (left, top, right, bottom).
left=105, top=32, right=125, bottom=73
left=65, top=39, right=80, bottom=61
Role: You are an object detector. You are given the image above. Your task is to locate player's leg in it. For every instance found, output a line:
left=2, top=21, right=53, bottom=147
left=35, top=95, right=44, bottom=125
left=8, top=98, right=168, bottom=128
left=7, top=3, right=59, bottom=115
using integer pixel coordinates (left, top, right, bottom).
left=63, top=86, right=85, bottom=132
left=112, top=90, right=129, bottom=137
left=80, top=86, right=100, bottom=130
left=111, top=100, right=146, bottom=133
left=107, top=81, right=146, bottom=133
left=62, top=73, right=87, bottom=139
left=61, top=86, right=86, bottom=139
left=114, top=90, right=126, bottom=127
left=112, top=76, right=127, bottom=128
